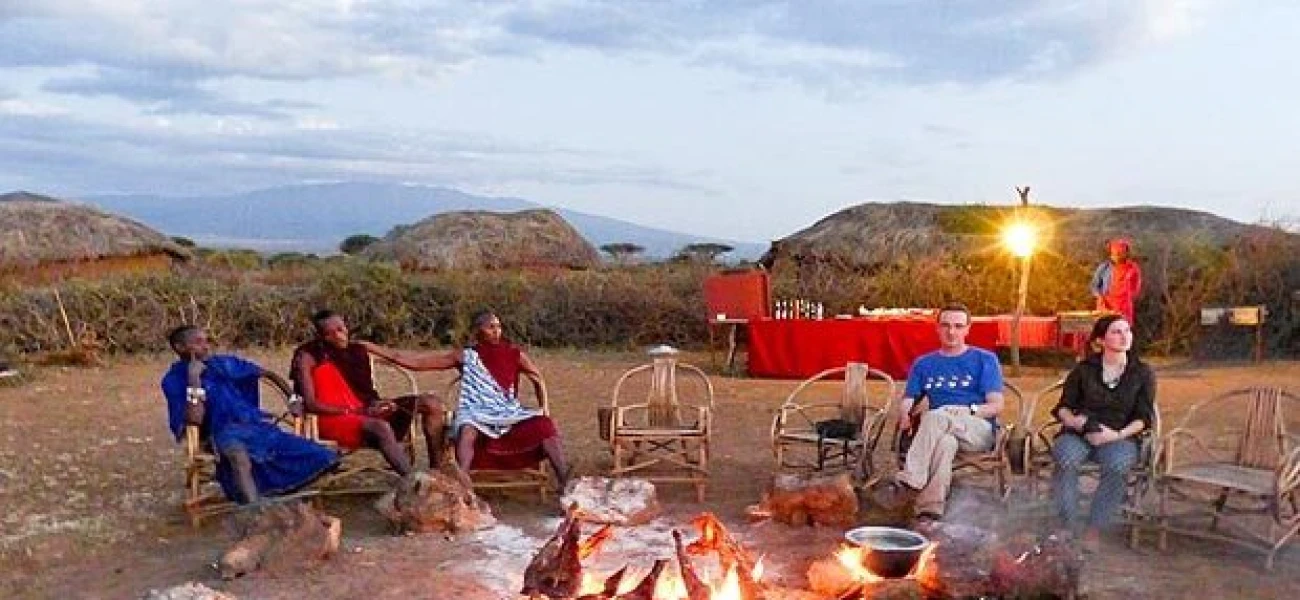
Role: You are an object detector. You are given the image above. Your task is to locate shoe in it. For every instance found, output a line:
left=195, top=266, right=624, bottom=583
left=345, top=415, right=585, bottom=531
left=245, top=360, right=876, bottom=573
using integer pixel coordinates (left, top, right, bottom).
left=0, top=359, right=16, bottom=378
left=871, top=480, right=920, bottom=513
left=1081, top=529, right=1102, bottom=554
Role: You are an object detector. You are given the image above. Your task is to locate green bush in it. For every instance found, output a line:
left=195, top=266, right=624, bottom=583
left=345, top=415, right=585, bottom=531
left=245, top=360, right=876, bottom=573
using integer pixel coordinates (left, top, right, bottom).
left=1, top=228, right=1295, bottom=359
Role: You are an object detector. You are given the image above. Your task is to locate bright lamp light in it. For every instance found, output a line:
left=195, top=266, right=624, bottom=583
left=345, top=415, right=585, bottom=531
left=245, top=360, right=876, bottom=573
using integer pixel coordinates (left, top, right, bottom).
left=1003, top=221, right=1037, bottom=259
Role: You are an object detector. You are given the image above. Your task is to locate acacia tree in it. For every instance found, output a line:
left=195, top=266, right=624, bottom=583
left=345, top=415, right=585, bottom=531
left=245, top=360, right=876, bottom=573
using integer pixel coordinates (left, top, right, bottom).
left=674, top=242, right=733, bottom=264
left=600, top=242, right=645, bottom=265
left=339, top=234, right=379, bottom=255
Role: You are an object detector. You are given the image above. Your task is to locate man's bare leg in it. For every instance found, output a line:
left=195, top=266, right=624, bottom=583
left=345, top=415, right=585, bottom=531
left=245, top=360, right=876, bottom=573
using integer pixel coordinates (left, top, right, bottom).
left=362, top=418, right=411, bottom=476
left=455, top=425, right=478, bottom=475
left=541, top=436, right=571, bottom=493
left=417, top=395, right=445, bottom=468
left=223, top=446, right=261, bottom=504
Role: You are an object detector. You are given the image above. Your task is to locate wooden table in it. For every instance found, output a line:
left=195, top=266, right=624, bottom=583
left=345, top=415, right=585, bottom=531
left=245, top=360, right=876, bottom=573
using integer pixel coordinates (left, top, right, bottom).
left=708, top=318, right=747, bottom=373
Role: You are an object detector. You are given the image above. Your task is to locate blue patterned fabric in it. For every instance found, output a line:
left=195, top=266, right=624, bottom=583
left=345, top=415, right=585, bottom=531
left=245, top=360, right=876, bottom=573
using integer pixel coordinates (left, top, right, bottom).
left=452, top=348, right=541, bottom=439
left=162, top=355, right=338, bottom=501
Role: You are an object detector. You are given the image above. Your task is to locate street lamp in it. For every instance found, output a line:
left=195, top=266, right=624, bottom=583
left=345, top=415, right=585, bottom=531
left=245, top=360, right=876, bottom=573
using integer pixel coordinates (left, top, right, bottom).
left=1002, top=220, right=1038, bottom=375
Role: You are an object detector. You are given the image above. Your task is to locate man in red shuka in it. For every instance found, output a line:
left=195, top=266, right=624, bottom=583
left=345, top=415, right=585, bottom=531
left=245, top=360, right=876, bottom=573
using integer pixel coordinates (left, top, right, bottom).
left=291, top=310, right=445, bottom=475
left=1090, top=238, right=1142, bottom=326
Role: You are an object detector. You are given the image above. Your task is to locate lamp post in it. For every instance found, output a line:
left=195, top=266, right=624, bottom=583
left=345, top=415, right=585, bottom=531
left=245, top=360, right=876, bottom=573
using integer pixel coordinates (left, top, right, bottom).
left=1003, top=221, right=1037, bottom=376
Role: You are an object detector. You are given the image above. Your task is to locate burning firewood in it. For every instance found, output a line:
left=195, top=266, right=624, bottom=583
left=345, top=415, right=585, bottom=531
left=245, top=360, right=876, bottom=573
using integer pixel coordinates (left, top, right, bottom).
left=576, top=566, right=629, bottom=600
left=521, top=510, right=768, bottom=599
left=687, top=512, right=764, bottom=599
left=673, top=530, right=711, bottom=600
left=687, top=513, right=755, bottom=572
left=521, top=506, right=585, bottom=599
left=579, top=524, right=615, bottom=560
left=619, top=559, right=669, bottom=600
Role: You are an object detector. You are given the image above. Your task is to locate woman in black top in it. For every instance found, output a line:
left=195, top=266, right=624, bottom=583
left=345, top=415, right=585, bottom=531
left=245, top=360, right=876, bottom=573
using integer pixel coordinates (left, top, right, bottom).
left=1051, top=314, right=1156, bottom=551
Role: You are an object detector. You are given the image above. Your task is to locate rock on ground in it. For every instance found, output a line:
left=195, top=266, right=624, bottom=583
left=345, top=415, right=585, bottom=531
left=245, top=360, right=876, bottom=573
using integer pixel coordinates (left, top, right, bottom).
left=560, top=476, right=661, bottom=526
left=140, top=582, right=236, bottom=600
left=218, top=501, right=341, bottom=580
left=375, top=471, right=496, bottom=535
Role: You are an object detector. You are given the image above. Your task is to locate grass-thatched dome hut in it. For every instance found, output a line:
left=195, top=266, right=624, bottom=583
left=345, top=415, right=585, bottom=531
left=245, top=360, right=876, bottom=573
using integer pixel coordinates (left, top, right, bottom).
left=0, top=191, right=189, bottom=282
left=364, top=208, right=599, bottom=271
left=761, top=201, right=1281, bottom=271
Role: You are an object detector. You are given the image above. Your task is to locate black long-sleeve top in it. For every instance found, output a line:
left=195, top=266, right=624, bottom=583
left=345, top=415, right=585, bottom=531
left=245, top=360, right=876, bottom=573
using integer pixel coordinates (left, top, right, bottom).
left=1053, top=354, right=1156, bottom=432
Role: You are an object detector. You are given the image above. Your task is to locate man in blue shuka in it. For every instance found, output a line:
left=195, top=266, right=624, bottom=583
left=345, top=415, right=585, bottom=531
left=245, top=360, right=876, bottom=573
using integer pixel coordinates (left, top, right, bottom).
left=161, top=325, right=338, bottom=504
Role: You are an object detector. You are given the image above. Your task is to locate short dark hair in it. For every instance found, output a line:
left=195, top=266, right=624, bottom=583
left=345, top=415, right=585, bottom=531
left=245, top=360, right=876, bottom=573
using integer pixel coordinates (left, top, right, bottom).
left=936, top=303, right=971, bottom=324
left=311, top=309, right=339, bottom=333
left=167, top=325, right=199, bottom=352
left=470, top=309, right=497, bottom=330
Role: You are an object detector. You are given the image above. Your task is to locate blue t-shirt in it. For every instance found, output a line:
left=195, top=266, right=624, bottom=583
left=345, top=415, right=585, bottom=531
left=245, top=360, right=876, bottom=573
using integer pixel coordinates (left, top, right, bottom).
left=904, top=348, right=1004, bottom=418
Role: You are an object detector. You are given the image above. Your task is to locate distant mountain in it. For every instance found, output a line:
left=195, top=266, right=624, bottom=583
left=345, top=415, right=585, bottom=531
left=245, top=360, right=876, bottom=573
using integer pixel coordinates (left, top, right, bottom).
left=79, top=183, right=764, bottom=259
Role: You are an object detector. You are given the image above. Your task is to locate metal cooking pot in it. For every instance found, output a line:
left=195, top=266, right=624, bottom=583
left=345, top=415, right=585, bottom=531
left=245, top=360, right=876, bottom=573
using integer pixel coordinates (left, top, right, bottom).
left=844, top=526, right=930, bottom=579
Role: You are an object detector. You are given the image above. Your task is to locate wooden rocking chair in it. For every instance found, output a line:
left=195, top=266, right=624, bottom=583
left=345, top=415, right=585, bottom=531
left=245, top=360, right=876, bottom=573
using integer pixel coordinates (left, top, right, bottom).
left=446, top=370, right=554, bottom=501
left=608, top=349, right=714, bottom=501
left=302, top=354, right=420, bottom=496
left=182, top=372, right=300, bottom=527
left=769, top=362, right=896, bottom=482
left=1153, top=386, right=1300, bottom=569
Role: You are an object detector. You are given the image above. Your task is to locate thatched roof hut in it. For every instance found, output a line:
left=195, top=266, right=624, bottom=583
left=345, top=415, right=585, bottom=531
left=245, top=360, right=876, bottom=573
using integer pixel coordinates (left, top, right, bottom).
left=0, top=191, right=189, bottom=280
left=364, top=208, right=599, bottom=271
left=761, top=201, right=1282, bottom=270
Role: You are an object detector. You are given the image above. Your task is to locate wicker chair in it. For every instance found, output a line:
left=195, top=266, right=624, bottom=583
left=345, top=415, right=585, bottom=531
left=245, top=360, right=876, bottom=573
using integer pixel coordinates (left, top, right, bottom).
left=302, top=355, right=419, bottom=496
left=1024, top=380, right=1163, bottom=547
left=895, top=382, right=1027, bottom=502
left=181, top=372, right=299, bottom=527
left=1153, top=387, right=1300, bottom=569
left=770, top=362, right=896, bottom=481
left=445, top=370, right=553, bottom=501
left=608, top=349, right=714, bottom=501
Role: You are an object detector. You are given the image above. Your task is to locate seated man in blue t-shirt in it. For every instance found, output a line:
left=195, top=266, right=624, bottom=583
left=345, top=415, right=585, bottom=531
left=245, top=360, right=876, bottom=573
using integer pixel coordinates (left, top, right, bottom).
left=883, top=303, right=1005, bottom=521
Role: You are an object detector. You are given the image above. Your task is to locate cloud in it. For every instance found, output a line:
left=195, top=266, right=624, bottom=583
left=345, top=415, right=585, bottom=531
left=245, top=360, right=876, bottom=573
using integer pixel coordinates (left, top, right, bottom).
left=0, top=109, right=709, bottom=196
left=2, top=1, right=1217, bottom=110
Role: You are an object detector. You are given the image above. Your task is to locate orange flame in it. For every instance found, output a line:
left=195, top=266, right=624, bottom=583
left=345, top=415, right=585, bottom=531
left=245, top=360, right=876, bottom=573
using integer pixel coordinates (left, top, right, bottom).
left=910, top=542, right=937, bottom=577
left=575, top=558, right=765, bottom=600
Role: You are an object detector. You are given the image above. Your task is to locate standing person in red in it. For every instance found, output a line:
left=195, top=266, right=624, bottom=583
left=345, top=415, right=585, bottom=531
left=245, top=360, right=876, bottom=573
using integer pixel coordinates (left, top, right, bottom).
left=291, top=310, right=446, bottom=475
left=1089, top=238, right=1143, bottom=325
left=362, top=310, right=571, bottom=494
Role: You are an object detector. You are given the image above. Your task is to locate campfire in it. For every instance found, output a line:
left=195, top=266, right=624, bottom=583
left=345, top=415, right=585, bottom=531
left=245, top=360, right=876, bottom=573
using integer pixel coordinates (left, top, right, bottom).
left=521, top=507, right=1084, bottom=600
left=521, top=508, right=764, bottom=600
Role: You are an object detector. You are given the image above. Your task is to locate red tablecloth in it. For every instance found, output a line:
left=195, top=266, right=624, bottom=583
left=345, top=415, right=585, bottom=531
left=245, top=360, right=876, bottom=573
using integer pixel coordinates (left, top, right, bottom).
left=975, top=315, right=1059, bottom=348
left=747, top=318, right=1000, bottom=380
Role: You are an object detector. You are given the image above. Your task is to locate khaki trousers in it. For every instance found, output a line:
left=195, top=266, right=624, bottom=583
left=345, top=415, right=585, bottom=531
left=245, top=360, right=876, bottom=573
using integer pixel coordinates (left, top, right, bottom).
left=896, top=409, right=995, bottom=516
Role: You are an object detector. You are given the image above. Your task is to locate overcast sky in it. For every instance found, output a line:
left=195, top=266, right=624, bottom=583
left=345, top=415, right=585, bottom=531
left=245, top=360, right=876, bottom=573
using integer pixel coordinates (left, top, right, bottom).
left=2, top=1, right=1297, bottom=241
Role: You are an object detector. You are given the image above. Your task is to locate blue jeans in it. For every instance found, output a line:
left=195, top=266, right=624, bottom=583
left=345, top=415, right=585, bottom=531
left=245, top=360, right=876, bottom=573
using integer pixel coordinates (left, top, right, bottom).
left=1051, top=432, right=1138, bottom=528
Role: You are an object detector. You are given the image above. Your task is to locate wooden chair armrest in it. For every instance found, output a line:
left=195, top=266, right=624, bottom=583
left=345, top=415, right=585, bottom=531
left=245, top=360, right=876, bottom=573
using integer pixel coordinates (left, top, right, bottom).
left=184, top=424, right=201, bottom=459
left=781, top=402, right=848, bottom=428
left=610, top=364, right=654, bottom=408
left=694, top=405, right=711, bottom=433
left=1156, top=428, right=1203, bottom=474
left=613, top=403, right=650, bottom=426
left=370, top=354, right=420, bottom=395
left=676, top=362, right=716, bottom=408
left=302, top=413, right=321, bottom=440
left=1277, top=445, right=1300, bottom=495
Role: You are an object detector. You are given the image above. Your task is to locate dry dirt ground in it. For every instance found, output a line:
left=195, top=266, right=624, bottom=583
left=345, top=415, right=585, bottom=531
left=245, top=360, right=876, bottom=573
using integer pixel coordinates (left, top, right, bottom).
left=1, top=349, right=1297, bottom=599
